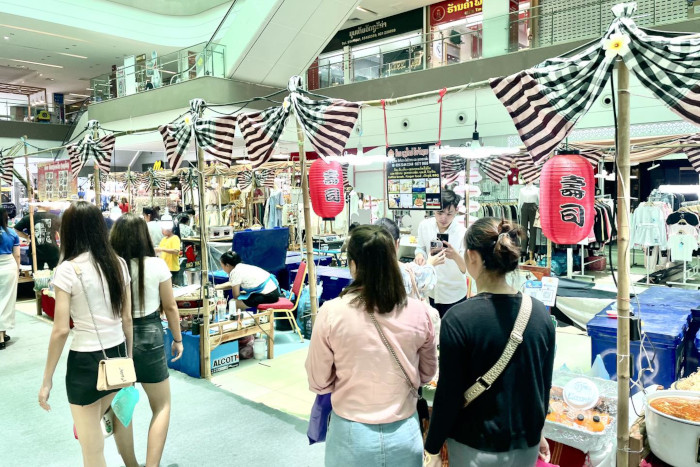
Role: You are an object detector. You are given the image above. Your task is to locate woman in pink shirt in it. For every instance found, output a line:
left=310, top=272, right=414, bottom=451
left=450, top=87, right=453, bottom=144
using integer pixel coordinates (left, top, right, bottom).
left=306, top=225, right=438, bottom=467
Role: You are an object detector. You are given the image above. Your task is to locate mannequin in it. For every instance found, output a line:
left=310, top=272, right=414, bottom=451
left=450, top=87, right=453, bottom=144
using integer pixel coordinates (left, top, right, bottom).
left=518, top=183, right=540, bottom=265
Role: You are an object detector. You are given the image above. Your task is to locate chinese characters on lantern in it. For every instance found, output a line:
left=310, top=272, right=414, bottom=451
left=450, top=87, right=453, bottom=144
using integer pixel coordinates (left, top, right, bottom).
left=323, top=169, right=342, bottom=203
left=559, top=175, right=586, bottom=227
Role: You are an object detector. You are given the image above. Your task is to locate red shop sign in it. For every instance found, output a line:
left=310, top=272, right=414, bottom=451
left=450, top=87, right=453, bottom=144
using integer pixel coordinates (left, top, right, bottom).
left=430, top=0, right=483, bottom=26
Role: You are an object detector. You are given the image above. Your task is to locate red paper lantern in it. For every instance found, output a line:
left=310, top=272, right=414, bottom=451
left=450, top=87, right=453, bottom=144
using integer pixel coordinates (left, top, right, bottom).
left=540, top=150, right=595, bottom=245
left=309, top=159, right=345, bottom=220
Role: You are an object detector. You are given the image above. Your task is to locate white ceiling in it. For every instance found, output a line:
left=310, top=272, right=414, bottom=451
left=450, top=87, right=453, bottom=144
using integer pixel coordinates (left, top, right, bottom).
left=106, top=0, right=232, bottom=16
left=0, top=14, right=185, bottom=99
left=230, top=0, right=364, bottom=86
left=0, top=0, right=230, bottom=99
left=341, top=0, right=434, bottom=29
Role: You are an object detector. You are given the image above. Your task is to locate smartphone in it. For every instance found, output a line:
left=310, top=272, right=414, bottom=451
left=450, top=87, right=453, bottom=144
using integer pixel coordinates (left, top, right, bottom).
left=430, top=240, right=443, bottom=255
left=437, top=233, right=449, bottom=243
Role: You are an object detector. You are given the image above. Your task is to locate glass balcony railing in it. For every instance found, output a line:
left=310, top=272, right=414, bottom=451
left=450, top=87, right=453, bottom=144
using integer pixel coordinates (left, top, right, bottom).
left=0, top=99, right=70, bottom=124
left=89, top=42, right=226, bottom=102
left=308, top=0, right=692, bottom=90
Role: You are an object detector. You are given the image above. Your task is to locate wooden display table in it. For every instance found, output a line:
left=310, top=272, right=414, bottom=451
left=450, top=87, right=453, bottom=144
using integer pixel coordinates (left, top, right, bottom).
left=177, top=307, right=275, bottom=361
left=209, top=310, right=275, bottom=359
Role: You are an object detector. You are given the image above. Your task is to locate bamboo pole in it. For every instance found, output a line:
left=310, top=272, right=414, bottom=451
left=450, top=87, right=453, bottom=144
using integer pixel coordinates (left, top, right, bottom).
left=615, top=61, right=631, bottom=467
left=295, top=115, right=319, bottom=326
left=362, top=79, right=490, bottom=107
left=23, top=139, right=37, bottom=275
left=194, top=118, right=213, bottom=380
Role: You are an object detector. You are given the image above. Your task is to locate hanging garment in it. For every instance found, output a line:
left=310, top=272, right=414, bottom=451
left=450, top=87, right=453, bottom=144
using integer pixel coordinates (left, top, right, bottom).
left=631, top=203, right=669, bottom=250
left=521, top=202, right=538, bottom=255
left=669, top=233, right=698, bottom=263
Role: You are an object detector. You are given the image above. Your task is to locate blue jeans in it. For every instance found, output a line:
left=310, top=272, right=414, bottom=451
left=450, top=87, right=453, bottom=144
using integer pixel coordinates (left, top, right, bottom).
left=325, top=412, right=422, bottom=467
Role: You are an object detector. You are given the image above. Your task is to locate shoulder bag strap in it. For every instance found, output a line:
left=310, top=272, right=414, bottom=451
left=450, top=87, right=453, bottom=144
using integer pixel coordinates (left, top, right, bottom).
left=463, top=293, right=533, bottom=407
left=70, top=262, right=110, bottom=360
left=368, top=310, right=420, bottom=399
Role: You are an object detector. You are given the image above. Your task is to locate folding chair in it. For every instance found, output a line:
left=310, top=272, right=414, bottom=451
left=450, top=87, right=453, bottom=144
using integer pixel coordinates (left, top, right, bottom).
left=257, top=262, right=307, bottom=342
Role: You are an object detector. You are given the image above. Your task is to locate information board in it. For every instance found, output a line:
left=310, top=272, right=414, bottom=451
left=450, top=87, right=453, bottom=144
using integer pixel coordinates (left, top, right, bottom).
left=387, top=144, right=442, bottom=210
left=37, top=160, right=77, bottom=201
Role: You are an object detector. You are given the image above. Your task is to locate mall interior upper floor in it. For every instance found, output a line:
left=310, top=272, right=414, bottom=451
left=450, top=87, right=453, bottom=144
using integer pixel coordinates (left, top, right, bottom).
left=1, top=0, right=699, bottom=173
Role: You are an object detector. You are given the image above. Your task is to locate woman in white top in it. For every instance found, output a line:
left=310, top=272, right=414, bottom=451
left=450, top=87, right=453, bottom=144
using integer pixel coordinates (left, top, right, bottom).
left=110, top=213, right=183, bottom=467
left=215, top=250, right=280, bottom=310
left=38, top=201, right=132, bottom=467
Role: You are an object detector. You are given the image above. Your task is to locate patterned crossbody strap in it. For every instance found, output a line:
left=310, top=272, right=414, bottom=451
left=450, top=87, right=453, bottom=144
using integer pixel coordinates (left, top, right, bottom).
left=463, top=293, right=532, bottom=407
left=368, top=310, right=420, bottom=399
left=71, top=262, right=125, bottom=360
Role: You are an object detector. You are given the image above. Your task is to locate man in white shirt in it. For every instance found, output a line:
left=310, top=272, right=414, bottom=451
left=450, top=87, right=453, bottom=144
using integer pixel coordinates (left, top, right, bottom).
left=143, top=207, right=164, bottom=247
left=414, top=190, right=468, bottom=317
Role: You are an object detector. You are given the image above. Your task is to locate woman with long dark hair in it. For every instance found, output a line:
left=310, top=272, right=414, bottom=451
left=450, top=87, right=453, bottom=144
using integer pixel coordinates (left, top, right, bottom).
left=110, top=213, right=183, bottom=467
left=0, top=206, right=20, bottom=349
left=424, top=218, right=555, bottom=467
left=306, top=225, right=438, bottom=466
left=38, top=201, right=132, bottom=467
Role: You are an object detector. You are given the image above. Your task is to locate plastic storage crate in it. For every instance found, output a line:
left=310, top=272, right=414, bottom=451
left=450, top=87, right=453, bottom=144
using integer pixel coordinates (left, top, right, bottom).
left=164, top=328, right=238, bottom=378
left=587, top=303, right=690, bottom=390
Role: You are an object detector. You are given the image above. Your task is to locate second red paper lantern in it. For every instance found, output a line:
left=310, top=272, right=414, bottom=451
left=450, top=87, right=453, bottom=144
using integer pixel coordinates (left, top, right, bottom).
left=309, top=159, right=345, bottom=220
left=539, top=151, right=595, bottom=245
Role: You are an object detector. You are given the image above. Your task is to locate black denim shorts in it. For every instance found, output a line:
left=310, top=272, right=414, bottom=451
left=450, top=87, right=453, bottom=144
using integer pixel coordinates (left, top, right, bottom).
left=133, top=313, right=169, bottom=384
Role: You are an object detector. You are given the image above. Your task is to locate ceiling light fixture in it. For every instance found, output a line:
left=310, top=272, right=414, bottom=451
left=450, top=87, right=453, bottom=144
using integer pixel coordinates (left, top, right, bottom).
left=3, top=36, right=8, bottom=40
left=356, top=6, right=378, bottom=14
left=86, top=87, right=94, bottom=91
left=0, top=23, right=88, bottom=42
left=159, top=70, right=177, bottom=74
left=68, top=93, right=90, bottom=98
left=58, top=52, right=87, bottom=59
left=7, top=58, right=63, bottom=68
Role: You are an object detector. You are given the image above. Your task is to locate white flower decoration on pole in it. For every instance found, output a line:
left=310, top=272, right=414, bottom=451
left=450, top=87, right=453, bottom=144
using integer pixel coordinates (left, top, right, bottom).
left=603, top=33, right=630, bottom=59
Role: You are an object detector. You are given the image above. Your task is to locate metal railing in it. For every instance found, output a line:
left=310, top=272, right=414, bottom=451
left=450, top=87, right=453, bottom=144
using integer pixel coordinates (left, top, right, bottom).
left=0, top=99, right=66, bottom=124
left=308, top=0, right=692, bottom=89
left=89, top=42, right=226, bottom=102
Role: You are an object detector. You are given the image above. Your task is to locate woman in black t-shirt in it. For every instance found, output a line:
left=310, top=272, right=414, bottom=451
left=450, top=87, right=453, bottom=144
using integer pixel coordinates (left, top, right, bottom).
left=424, top=218, right=556, bottom=467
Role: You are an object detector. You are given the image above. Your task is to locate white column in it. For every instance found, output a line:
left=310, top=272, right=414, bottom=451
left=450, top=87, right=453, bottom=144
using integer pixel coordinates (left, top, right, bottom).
left=343, top=46, right=352, bottom=84
left=482, top=0, right=511, bottom=58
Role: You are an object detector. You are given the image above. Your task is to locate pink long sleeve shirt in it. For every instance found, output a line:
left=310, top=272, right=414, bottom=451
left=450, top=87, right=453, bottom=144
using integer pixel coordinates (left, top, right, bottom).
left=305, top=294, right=438, bottom=424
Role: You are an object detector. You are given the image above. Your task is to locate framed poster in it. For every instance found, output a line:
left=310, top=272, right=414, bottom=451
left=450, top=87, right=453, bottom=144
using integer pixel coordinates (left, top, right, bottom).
left=37, top=160, right=77, bottom=201
left=387, top=144, right=442, bottom=210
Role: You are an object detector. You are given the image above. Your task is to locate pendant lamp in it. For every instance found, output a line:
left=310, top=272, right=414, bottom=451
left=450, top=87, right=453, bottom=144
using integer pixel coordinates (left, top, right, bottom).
left=309, top=159, right=345, bottom=220
left=540, top=150, right=595, bottom=245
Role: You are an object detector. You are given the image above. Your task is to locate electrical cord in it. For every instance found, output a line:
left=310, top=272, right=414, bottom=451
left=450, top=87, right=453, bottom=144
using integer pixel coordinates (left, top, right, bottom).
left=609, top=65, right=657, bottom=417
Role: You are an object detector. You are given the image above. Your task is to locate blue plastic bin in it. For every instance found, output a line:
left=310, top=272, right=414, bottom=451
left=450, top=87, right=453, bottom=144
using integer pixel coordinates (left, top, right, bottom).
left=587, top=303, right=690, bottom=390
left=290, top=265, right=353, bottom=304
left=164, top=328, right=239, bottom=378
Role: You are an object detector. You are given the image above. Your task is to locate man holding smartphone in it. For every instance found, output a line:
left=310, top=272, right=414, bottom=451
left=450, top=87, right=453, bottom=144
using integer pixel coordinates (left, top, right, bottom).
left=414, top=189, right=468, bottom=317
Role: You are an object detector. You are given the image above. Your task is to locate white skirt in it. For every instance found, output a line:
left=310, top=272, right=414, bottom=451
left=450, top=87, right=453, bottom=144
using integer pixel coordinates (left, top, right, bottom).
left=0, top=254, right=18, bottom=331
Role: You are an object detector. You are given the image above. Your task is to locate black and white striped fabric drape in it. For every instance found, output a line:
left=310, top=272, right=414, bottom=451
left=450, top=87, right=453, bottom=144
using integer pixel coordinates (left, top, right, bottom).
left=490, top=3, right=700, bottom=166
left=0, top=150, right=13, bottom=185
left=290, top=92, right=360, bottom=160
left=237, top=105, right=290, bottom=169
left=239, top=77, right=360, bottom=169
left=477, top=153, right=542, bottom=184
left=440, top=156, right=466, bottom=186
left=159, top=99, right=237, bottom=171
left=681, top=134, right=700, bottom=174
left=66, top=133, right=116, bottom=178
left=340, top=162, right=352, bottom=190
left=236, top=169, right=276, bottom=191
left=140, top=169, right=165, bottom=192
